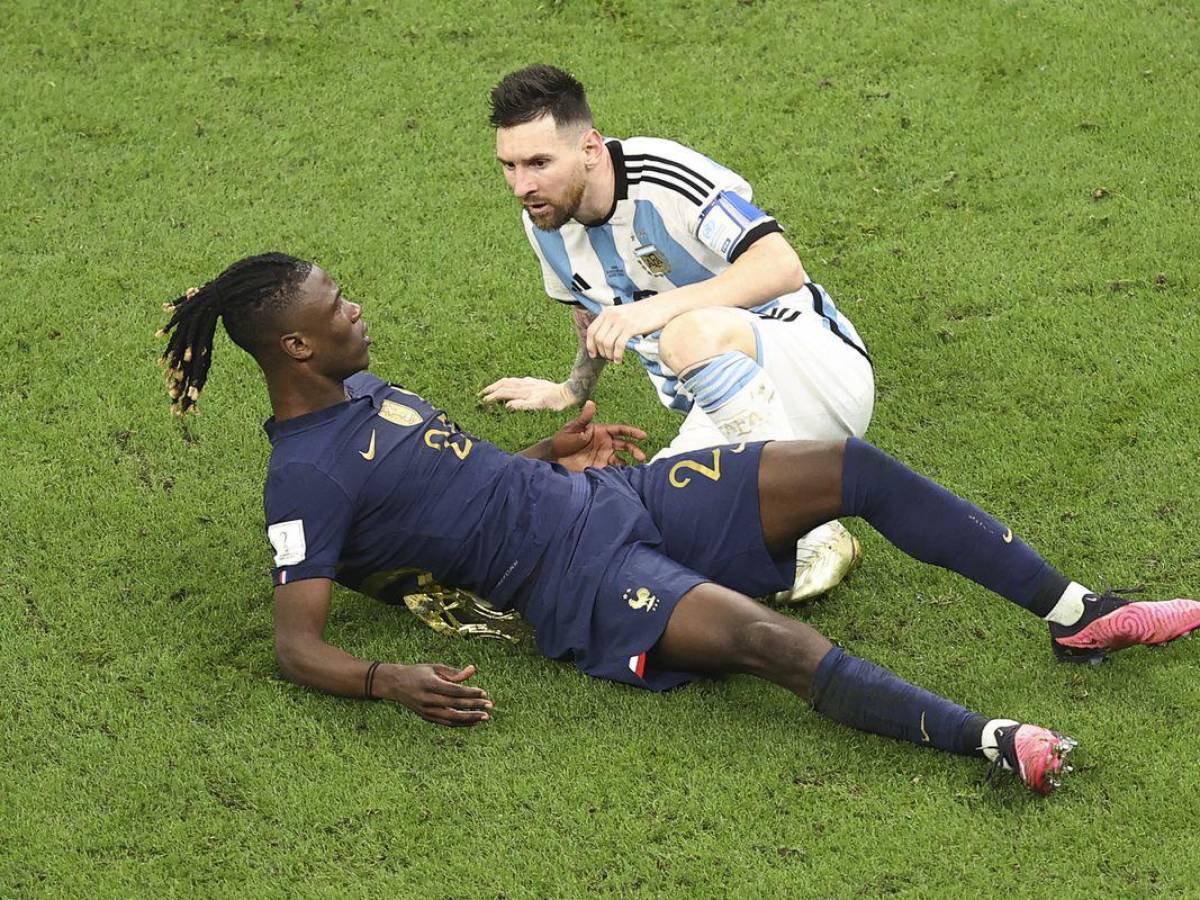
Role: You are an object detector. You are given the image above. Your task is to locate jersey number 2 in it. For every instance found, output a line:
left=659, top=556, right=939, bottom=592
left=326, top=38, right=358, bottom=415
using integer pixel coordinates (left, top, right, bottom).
left=668, top=444, right=745, bottom=488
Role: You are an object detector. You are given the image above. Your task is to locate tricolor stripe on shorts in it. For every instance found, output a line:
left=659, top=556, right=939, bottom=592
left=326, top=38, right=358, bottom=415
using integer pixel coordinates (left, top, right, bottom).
left=628, top=653, right=647, bottom=678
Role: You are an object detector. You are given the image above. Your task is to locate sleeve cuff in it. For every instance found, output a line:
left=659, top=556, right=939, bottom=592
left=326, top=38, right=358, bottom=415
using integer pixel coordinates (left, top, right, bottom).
left=729, top=220, right=783, bottom=263
left=273, top=565, right=337, bottom=587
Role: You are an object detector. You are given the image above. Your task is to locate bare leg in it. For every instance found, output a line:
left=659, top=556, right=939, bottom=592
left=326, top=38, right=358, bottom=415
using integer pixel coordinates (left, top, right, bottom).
left=650, top=582, right=833, bottom=698
left=756, top=440, right=846, bottom=556
left=650, top=585, right=1011, bottom=771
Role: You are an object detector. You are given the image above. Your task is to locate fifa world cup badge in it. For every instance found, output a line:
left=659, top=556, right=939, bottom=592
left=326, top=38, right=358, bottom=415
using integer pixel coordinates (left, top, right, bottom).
left=633, top=241, right=672, bottom=277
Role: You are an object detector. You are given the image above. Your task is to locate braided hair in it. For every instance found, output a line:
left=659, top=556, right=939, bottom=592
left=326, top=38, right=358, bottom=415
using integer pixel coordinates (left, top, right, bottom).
left=157, top=253, right=312, bottom=414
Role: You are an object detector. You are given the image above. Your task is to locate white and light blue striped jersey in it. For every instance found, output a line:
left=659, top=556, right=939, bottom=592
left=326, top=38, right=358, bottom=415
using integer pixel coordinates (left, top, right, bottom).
left=522, top=136, right=869, bottom=411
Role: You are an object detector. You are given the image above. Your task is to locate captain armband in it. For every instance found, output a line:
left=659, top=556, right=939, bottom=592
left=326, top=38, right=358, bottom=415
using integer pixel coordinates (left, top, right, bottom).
left=696, top=191, right=784, bottom=263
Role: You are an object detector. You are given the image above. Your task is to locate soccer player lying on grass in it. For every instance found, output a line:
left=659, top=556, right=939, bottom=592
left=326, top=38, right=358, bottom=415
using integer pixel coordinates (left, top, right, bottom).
left=158, top=253, right=1200, bottom=796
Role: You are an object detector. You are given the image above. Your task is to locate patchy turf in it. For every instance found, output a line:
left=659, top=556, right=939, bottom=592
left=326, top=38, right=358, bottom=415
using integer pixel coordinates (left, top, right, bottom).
left=2, top=0, right=1199, bottom=896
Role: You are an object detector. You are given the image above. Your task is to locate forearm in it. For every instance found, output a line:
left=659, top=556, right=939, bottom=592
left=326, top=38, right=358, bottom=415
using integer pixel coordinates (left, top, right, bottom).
left=518, top=437, right=555, bottom=460
left=561, top=307, right=606, bottom=402
left=562, top=345, right=606, bottom=403
left=276, top=636, right=389, bottom=699
left=653, top=233, right=808, bottom=317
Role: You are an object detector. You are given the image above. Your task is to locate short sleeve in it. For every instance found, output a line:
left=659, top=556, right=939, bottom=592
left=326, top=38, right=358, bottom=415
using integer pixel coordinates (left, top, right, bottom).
left=263, top=464, right=355, bottom=586
left=627, top=138, right=783, bottom=263
left=695, top=191, right=784, bottom=263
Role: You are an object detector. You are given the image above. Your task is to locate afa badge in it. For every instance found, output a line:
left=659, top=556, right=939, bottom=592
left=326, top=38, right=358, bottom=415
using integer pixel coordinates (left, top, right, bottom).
left=633, top=241, right=672, bottom=278
left=379, top=400, right=423, bottom=427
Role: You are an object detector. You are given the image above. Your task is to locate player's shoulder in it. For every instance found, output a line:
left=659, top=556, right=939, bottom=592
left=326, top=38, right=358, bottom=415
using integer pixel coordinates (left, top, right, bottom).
left=619, top=135, right=742, bottom=209
left=621, top=136, right=735, bottom=182
left=345, top=370, right=387, bottom=396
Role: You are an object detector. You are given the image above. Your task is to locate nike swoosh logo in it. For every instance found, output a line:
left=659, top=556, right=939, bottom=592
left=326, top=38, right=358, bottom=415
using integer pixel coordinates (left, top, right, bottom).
left=920, top=711, right=930, bottom=742
left=1002, top=529, right=1013, bottom=543
left=359, top=429, right=377, bottom=461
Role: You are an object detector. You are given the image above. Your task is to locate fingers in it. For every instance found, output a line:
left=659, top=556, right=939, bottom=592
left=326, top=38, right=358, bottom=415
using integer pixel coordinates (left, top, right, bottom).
left=504, top=398, right=540, bottom=411
left=573, top=400, right=596, bottom=428
left=479, top=381, right=525, bottom=405
left=422, top=705, right=491, bottom=727
left=432, top=663, right=477, bottom=683
left=479, top=378, right=543, bottom=406
left=585, top=317, right=599, bottom=359
left=418, top=663, right=494, bottom=727
left=612, top=440, right=647, bottom=462
left=611, top=424, right=648, bottom=440
left=430, top=679, right=489, bottom=701
left=585, top=316, right=626, bottom=362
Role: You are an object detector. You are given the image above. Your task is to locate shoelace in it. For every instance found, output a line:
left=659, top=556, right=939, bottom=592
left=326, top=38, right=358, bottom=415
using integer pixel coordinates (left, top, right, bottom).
left=1095, top=585, right=1146, bottom=599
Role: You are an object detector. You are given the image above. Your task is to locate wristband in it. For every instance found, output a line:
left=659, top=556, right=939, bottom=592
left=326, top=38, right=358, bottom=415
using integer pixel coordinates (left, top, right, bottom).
left=364, top=660, right=382, bottom=699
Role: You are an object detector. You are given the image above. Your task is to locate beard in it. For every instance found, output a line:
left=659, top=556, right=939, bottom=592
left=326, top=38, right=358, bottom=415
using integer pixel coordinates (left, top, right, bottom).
left=528, top=173, right=587, bottom=231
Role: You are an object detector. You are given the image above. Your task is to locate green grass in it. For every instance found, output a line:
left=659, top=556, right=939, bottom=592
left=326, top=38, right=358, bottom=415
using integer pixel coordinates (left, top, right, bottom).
left=3, top=0, right=1200, bottom=895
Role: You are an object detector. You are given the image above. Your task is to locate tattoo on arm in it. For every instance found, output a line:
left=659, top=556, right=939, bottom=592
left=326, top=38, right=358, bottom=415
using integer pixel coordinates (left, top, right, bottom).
left=565, top=308, right=606, bottom=402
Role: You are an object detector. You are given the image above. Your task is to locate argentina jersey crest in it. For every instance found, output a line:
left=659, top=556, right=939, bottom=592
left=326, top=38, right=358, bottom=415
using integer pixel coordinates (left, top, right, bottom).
left=633, top=239, right=671, bottom=277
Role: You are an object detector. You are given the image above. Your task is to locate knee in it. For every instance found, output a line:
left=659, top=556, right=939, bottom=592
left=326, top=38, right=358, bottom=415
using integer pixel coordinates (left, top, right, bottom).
left=659, top=308, right=755, bottom=374
left=729, top=617, right=823, bottom=697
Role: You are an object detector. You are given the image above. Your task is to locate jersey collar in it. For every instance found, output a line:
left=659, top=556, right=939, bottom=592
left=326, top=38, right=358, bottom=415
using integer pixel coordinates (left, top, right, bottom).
left=263, top=397, right=357, bottom=445
left=589, top=139, right=627, bottom=228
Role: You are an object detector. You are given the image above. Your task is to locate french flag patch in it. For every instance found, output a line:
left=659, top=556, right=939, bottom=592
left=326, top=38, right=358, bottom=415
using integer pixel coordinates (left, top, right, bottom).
left=628, top=653, right=647, bottom=678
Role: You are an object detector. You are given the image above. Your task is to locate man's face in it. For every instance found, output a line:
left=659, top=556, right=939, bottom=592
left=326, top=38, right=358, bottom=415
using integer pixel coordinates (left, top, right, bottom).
left=286, top=265, right=371, bottom=378
left=496, top=114, right=588, bottom=230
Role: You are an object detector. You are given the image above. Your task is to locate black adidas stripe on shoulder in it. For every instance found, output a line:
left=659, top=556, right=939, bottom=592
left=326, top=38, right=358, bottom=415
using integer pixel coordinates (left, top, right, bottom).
left=625, top=161, right=710, bottom=198
left=628, top=174, right=705, bottom=206
left=624, top=152, right=716, bottom=192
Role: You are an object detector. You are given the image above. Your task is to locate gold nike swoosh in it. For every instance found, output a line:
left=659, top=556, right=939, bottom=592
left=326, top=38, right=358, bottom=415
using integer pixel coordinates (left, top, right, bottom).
left=1002, top=529, right=1013, bottom=544
left=359, top=429, right=377, bottom=461
left=920, top=710, right=930, bottom=742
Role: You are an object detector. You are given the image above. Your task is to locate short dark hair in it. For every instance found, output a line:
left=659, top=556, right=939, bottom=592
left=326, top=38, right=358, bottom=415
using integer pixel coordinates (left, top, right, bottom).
left=489, top=64, right=592, bottom=129
left=157, top=253, right=312, bottom=414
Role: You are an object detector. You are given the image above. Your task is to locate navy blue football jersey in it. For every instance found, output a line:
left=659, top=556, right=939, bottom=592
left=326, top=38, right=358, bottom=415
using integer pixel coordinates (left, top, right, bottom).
left=262, top=372, right=589, bottom=606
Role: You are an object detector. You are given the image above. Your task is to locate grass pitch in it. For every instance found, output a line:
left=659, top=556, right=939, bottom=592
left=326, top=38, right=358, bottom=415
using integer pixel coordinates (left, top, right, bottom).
left=3, top=1, right=1200, bottom=896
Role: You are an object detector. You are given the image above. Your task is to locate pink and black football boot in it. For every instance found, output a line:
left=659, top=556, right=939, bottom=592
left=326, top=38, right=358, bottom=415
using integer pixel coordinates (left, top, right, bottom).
left=991, top=724, right=1077, bottom=796
left=1050, top=590, right=1200, bottom=665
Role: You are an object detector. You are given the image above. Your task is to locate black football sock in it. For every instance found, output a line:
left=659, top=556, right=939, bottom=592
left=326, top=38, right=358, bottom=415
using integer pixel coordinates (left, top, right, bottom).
left=812, top=647, right=990, bottom=757
left=840, top=437, right=1068, bottom=617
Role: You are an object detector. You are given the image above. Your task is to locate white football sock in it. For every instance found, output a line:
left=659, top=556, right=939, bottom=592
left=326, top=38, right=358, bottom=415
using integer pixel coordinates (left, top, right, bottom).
left=979, top=718, right=1020, bottom=764
left=1044, top=581, right=1092, bottom=627
left=681, top=351, right=792, bottom=444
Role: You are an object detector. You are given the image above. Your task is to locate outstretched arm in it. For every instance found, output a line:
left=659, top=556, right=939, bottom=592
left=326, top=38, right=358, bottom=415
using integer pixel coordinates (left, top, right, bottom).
left=273, top=577, right=492, bottom=727
left=517, top=400, right=647, bottom=470
left=480, top=307, right=607, bottom=410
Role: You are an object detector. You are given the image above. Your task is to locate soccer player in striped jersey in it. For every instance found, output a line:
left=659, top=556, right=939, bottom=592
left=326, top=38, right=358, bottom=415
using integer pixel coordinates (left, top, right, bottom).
left=480, top=64, right=874, bottom=604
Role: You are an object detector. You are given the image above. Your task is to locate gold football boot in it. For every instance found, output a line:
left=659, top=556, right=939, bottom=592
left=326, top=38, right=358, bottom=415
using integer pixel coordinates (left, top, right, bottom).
left=402, top=575, right=531, bottom=643
left=769, top=520, right=861, bottom=606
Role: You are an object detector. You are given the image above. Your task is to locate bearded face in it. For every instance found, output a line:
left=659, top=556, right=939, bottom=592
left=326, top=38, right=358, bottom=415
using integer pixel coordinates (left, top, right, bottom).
left=497, top=115, right=594, bottom=231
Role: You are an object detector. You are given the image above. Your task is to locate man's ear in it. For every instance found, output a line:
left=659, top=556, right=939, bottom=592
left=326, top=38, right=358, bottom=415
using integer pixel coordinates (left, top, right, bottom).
left=280, top=331, right=314, bottom=362
left=581, top=127, right=605, bottom=169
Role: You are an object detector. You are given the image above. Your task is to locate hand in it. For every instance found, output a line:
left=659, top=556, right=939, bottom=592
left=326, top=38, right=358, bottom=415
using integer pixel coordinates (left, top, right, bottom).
left=549, top=400, right=647, bottom=471
left=479, top=377, right=575, bottom=411
left=586, top=301, right=674, bottom=363
left=384, top=663, right=493, bottom=727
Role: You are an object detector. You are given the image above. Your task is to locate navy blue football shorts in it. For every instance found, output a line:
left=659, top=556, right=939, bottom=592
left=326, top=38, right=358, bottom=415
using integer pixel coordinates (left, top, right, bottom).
left=513, top=441, right=795, bottom=692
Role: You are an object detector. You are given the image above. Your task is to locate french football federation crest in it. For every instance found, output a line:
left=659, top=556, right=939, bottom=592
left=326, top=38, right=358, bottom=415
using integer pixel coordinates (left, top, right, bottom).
left=633, top=242, right=672, bottom=277
left=379, top=400, right=423, bottom=427
left=623, top=587, right=659, bottom=612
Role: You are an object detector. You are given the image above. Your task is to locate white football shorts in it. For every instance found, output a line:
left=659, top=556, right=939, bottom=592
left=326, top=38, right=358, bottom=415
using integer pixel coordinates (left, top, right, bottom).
left=651, top=305, right=875, bottom=462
